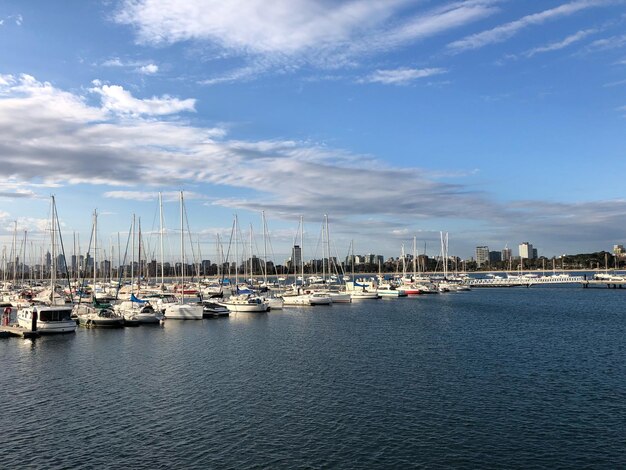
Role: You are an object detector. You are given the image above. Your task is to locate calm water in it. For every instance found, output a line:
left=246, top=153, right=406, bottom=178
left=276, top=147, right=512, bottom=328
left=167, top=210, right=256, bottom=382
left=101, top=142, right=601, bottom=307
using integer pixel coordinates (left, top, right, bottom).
left=1, top=287, right=625, bottom=469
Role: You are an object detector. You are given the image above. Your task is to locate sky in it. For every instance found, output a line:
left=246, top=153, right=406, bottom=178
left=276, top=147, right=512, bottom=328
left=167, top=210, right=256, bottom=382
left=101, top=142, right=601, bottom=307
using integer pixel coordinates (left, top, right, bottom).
left=1, top=0, right=626, bottom=264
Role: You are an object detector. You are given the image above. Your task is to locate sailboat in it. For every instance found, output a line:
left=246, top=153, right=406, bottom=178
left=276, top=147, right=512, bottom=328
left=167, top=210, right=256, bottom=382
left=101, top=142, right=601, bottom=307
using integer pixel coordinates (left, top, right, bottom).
left=163, top=191, right=204, bottom=320
left=308, top=215, right=351, bottom=303
left=115, top=212, right=163, bottom=324
left=74, top=209, right=125, bottom=328
left=18, top=196, right=77, bottom=334
left=280, top=216, right=331, bottom=306
left=219, top=215, right=269, bottom=312
left=345, top=240, right=379, bottom=300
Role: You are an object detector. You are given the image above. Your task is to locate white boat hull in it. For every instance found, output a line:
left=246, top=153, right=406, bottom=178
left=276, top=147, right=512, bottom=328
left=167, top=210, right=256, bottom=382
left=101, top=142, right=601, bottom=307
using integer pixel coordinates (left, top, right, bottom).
left=164, top=304, right=204, bottom=320
left=17, top=307, right=77, bottom=334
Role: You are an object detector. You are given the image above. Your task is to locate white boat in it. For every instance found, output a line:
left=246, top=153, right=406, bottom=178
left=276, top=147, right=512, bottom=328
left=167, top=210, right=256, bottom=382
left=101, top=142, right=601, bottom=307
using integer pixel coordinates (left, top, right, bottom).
left=280, top=289, right=332, bottom=306
left=350, top=291, right=380, bottom=300
left=164, top=302, right=204, bottom=319
left=18, top=305, right=76, bottom=334
left=74, top=303, right=125, bottom=328
left=115, top=299, right=162, bottom=324
left=163, top=192, right=204, bottom=320
left=220, top=294, right=269, bottom=313
left=200, top=301, right=229, bottom=318
left=377, top=283, right=407, bottom=297
left=265, top=296, right=284, bottom=310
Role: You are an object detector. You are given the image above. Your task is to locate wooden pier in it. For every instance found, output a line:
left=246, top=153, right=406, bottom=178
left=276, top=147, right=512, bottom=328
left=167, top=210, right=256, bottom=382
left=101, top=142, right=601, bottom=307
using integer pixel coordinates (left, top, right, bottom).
left=0, top=325, right=40, bottom=339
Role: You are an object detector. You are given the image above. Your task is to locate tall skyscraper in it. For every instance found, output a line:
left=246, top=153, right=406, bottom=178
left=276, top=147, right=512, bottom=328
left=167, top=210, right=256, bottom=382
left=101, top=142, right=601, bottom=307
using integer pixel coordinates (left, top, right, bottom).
left=291, top=245, right=302, bottom=269
left=475, top=246, right=490, bottom=266
left=519, top=242, right=534, bottom=259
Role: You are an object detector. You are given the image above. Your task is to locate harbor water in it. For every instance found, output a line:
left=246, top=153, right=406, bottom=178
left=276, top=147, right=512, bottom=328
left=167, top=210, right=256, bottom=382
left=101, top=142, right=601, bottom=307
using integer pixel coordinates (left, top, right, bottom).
left=1, top=286, right=625, bottom=468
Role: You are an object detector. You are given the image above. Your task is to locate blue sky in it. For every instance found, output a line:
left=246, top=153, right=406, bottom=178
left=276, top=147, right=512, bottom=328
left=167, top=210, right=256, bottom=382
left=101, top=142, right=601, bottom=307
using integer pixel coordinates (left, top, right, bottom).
left=1, top=0, right=626, bottom=264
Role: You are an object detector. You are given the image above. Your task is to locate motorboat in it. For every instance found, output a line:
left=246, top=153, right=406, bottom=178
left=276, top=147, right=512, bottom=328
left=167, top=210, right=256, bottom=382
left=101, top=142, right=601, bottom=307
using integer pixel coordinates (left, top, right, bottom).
left=18, top=304, right=77, bottom=334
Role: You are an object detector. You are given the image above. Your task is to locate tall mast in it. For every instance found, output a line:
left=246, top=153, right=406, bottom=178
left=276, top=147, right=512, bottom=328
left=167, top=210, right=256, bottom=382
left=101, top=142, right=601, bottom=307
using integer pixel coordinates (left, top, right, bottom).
left=93, top=209, right=98, bottom=292
left=12, top=220, right=17, bottom=283
left=322, top=215, right=327, bottom=283
left=131, top=214, right=135, bottom=295
left=249, top=223, right=253, bottom=282
left=413, top=236, right=417, bottom=279
left=180, top=191, right=185, bottom=304
left=234, top=215, right=238, bottom=286
left=21, top=230, right=27, bottom=284
left=138, top=217, right=142, bottom=290
left=159, top=192, right=165, bottom=287
left=262, top=211, right=268, bottom=285
left=325, top=214, right=331, bottom=282
left=50, top=197, right=56, bottom=302
left=300, top=216, right=304, bottom=284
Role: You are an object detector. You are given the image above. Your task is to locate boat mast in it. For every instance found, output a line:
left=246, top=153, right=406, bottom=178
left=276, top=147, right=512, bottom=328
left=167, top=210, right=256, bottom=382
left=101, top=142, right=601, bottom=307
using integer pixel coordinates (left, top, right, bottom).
left=50, top=197, right=57, bottom=303
left=159, top=192, right=165, bottom=288
left=413, top=236, right=417, bottom=280
left=138, top=217, right=142, bottom=291
left=234, top=214, right=239, bottom=287
left=180, top=191, right=185, bottom=304
left=262, top=211, right=268, bottom=286
left=322, top=215, right=327, bottom=284
left=300, top=216, right=304, bottom=287
left=93, top=209, right=98, bottom=299
left=250, top=223, right=254, bottom=284
left=12, top=220, right=17, bottom=284
left=21, top=230, right=27, bottom=285
left=131, top=214, right=135, bottom=295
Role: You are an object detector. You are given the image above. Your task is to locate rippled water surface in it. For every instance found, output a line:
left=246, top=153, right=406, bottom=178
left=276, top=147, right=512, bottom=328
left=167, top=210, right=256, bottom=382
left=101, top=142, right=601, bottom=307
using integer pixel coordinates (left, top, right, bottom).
left=2, top=287, right=626, bottom=468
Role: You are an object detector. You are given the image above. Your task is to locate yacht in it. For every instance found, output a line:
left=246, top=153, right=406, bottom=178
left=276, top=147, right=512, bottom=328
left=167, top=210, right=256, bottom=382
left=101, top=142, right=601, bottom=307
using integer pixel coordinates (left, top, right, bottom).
left=18, top=304, right=77, bottom=334
left=115, top=299, right=163, bottom=324
left=74, top=303, right=125, bottom=328
left=220, top=294, right=269, bottom=313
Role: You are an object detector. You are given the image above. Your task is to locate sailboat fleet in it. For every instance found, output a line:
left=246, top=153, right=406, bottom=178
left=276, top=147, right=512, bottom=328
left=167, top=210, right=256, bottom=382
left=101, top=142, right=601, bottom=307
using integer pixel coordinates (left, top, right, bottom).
left=2, top=196, right=478, bottom=335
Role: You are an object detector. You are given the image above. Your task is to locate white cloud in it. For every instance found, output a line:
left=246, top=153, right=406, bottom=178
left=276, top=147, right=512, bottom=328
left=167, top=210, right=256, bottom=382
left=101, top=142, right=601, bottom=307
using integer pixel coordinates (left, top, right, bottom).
left=138, top=63, right=159, bottom=74
left=115, top=0, right=497, bottom=79
left=448, top=0, right=608, bottom=53
left=101, top=57, right=160, bottom=75
left=0, top=14, right=23, bottom=27
left=523, top=28, right=598, bottom=57
left=90, top=84, right=195, bottom=116
left=360, top=67, right=446, bottom=85
left=2, top=72, right=624, bottom=255
left=584, top=34, right=626, bottom=52
left=0, top=73, right=495, bottom=224
left=104, top=190, right=206, bottom=201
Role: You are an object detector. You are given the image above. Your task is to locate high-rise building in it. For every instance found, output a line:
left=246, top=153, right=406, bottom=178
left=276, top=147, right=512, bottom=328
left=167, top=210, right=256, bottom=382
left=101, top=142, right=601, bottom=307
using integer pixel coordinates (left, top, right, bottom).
left=519, top=242, right=534, bottom=259
left=291, top=245, right=302, bottom=269
left=475, top=246, right=490, bottom=266
left=489, top=251, right=502, bottom=263
left=502, top=247, right=512, bottom=262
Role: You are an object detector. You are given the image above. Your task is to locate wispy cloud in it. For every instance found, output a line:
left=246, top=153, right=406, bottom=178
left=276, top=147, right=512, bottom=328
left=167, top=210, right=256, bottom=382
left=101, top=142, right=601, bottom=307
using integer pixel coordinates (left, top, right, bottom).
left=584, top=34, right=626, bottom=52
left=0, top=73, right=496, bottom=223
left=360, top=67, right=446, bottom=85
left=104, top=190, right=206, bottom=201
left=604, top=78, right=626, bottom=87
left=90, top=82, right=195, bottom=116
left=448, top=0, right=608, bottom=53
left=115, top=0, right=497, bottom=82
left=100, top=57, right=160, bottom=75
left=0, top=14, right=23, bottom=27
left=523, top=28, right=598, bottom=57
left=138, top=63, right=158, bottom=74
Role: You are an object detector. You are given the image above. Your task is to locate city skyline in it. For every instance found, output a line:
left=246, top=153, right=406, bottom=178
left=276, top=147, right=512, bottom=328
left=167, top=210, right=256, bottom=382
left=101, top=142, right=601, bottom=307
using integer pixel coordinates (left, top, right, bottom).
left=1, top=1, right=626, bottom=259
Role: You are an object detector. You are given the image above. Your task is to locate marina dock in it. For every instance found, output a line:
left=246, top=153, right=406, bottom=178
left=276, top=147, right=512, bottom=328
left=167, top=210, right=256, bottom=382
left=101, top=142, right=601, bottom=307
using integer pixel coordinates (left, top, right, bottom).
left=0, top=326, right=40, bottom=339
